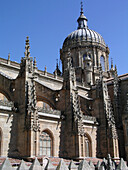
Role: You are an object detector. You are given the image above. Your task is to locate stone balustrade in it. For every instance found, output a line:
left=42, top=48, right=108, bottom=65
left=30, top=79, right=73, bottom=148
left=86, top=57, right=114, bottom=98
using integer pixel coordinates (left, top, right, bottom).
left=37, top=107, right=61, bottom=116
left=83, top=115, right=97, bottom=122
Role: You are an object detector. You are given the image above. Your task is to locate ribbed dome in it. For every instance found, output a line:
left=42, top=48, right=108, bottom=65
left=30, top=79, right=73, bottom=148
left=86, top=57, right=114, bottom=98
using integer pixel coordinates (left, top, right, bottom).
left=63, top=4, right=106, bottom=48
left=63, top=28, right=106, bottom=47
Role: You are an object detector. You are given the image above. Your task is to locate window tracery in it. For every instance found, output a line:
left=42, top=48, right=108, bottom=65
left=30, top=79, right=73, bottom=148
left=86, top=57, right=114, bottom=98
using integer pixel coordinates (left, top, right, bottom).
left=80, top=133, right=92, bottom=157
left=39, top=131, right=53, bottom=157
left=84, top=135, right=91, bottom=157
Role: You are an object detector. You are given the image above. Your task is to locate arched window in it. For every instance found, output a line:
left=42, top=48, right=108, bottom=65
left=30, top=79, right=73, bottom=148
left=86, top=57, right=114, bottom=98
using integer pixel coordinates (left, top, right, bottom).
left=83, top=54, right=87, bottom=60
left=100, top=55, right=105, bottom=71
left=37, top=101, right=53, bottom=111
left=84, top=134, right=92, bottom=157
left=0, top=93, right=8, bottom=102
left=39, top=131, right=53, bottom=157
left=83, top=54, right=91, bottom=60
left=80, top=134, right=92, bottom=157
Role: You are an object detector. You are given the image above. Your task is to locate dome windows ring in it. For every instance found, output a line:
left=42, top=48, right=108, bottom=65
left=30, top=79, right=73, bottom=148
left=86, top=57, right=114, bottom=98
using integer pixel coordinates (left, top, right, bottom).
left=83, top=53, right=91, bottom=61
left=100, top=55, right=105, bottom=71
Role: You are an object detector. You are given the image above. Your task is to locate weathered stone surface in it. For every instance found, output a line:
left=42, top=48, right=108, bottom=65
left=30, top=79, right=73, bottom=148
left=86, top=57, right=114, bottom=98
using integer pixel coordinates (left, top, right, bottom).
left=89, top=160, right=95, bottom=169
left=0, top=158, right=13, bottom=170
left=17, top=160, right=28, bottom=170
left=96, top=160, right=101, bottom=170
left=56, top=159, right=68, bottom=170
left=29, top=157, right=42, bottom=170
left=45, top=159, right=55, bottom=170
left=117, top=158, right=128, bottom=170
left=68, top=160, right=77, bottom=170
left=78, top=159, right=90, bottom=170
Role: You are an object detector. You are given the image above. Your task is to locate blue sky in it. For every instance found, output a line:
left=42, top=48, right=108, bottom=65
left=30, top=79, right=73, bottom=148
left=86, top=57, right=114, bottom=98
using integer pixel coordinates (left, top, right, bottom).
left=0, top=0, right=128, bottom=75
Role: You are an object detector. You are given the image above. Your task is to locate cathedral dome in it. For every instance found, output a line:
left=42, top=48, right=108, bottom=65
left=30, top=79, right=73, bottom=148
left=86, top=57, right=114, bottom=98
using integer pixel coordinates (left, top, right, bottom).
left=62, top=5, right=106, bottom=49
left=63, top=27, right=106, bottom=47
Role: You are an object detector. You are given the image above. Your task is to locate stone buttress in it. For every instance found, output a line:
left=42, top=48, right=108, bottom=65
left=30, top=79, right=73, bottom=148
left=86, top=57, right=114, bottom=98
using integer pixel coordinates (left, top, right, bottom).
left=8, top=37, right=40, bottom=157
left=59, top=49, right=84, bottom=159
left=95, top=68, right=119, bottom=158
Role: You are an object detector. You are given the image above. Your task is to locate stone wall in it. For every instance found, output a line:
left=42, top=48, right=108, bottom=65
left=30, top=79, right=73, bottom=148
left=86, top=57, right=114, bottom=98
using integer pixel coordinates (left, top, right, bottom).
left=0, top=112, right=13, bottom=156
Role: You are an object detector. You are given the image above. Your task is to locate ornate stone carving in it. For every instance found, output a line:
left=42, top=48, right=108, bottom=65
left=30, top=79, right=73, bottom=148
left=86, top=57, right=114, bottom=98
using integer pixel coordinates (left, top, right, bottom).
left=96, top=69, right=118, bottom=139
left=103, top=81, right=118, bottom=139
left=27, top=80, right=40, bottom=132
left=69, top=63, right=84, bottom=135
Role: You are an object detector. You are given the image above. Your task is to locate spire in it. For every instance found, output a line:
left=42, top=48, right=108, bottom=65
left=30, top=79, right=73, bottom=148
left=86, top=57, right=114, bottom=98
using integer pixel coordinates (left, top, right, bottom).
left=111, top=58, right=114, bottom=70
left=54, top=59, right=61, bottom=76
left=24, top=36, right=30, bottom=58
left=8, top=53, right=10, bottom=61
left=77, top=1, right=88, bottom=29
left=33, top=57, right=37, bottom=71
left=7, top=53, right=10, bottom=64
left=33, top=57, right=37, bottom=67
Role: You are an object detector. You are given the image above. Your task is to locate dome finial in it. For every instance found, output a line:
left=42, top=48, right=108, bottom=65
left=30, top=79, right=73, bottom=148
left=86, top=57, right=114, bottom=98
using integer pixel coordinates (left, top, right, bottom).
left=77, top=1, right=88, bottom=29
left=80, top=1, right=84, bottom=15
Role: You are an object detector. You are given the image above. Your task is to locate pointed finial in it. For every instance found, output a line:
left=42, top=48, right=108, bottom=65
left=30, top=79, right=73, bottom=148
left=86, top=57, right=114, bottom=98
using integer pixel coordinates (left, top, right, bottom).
left=7, top=53, right=11, bottom=64
left=25, top=36, right=30, bottom=58
left=115, top=64, right=118, bottom=75
left=8, top=53, right=10, bottom=60
left=80, top=1, right=84, bottom=15
left=54, top=59, right=61, bottom=76
left=26, top=36, right=29, bottom=46
left=33, top=57, right=37, bottom=69
left=34, top=57, right=37, bottom=65
left=111, top=58, right=113, bottom=69
left=115, top=64, right=117, bottom=71
left=45, top=65, right=47, bottom=72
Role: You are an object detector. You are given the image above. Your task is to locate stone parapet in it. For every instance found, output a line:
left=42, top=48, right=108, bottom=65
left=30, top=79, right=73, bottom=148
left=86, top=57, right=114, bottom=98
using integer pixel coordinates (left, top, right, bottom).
left=83, top=115, right=97, bottom=122
left=0, top=155, right=127, bottom=170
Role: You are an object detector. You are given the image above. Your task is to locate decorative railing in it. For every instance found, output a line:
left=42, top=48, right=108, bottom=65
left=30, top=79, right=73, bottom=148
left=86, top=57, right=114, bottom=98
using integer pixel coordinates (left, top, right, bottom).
left=83, top=115, right=97, bottom=122
left=37, top=107, right=61, bottom=116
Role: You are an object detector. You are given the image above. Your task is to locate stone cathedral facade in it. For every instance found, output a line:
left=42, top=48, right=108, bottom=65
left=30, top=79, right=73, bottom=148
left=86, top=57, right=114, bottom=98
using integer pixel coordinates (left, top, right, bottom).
left=0, top=5, right=128, bottom=162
